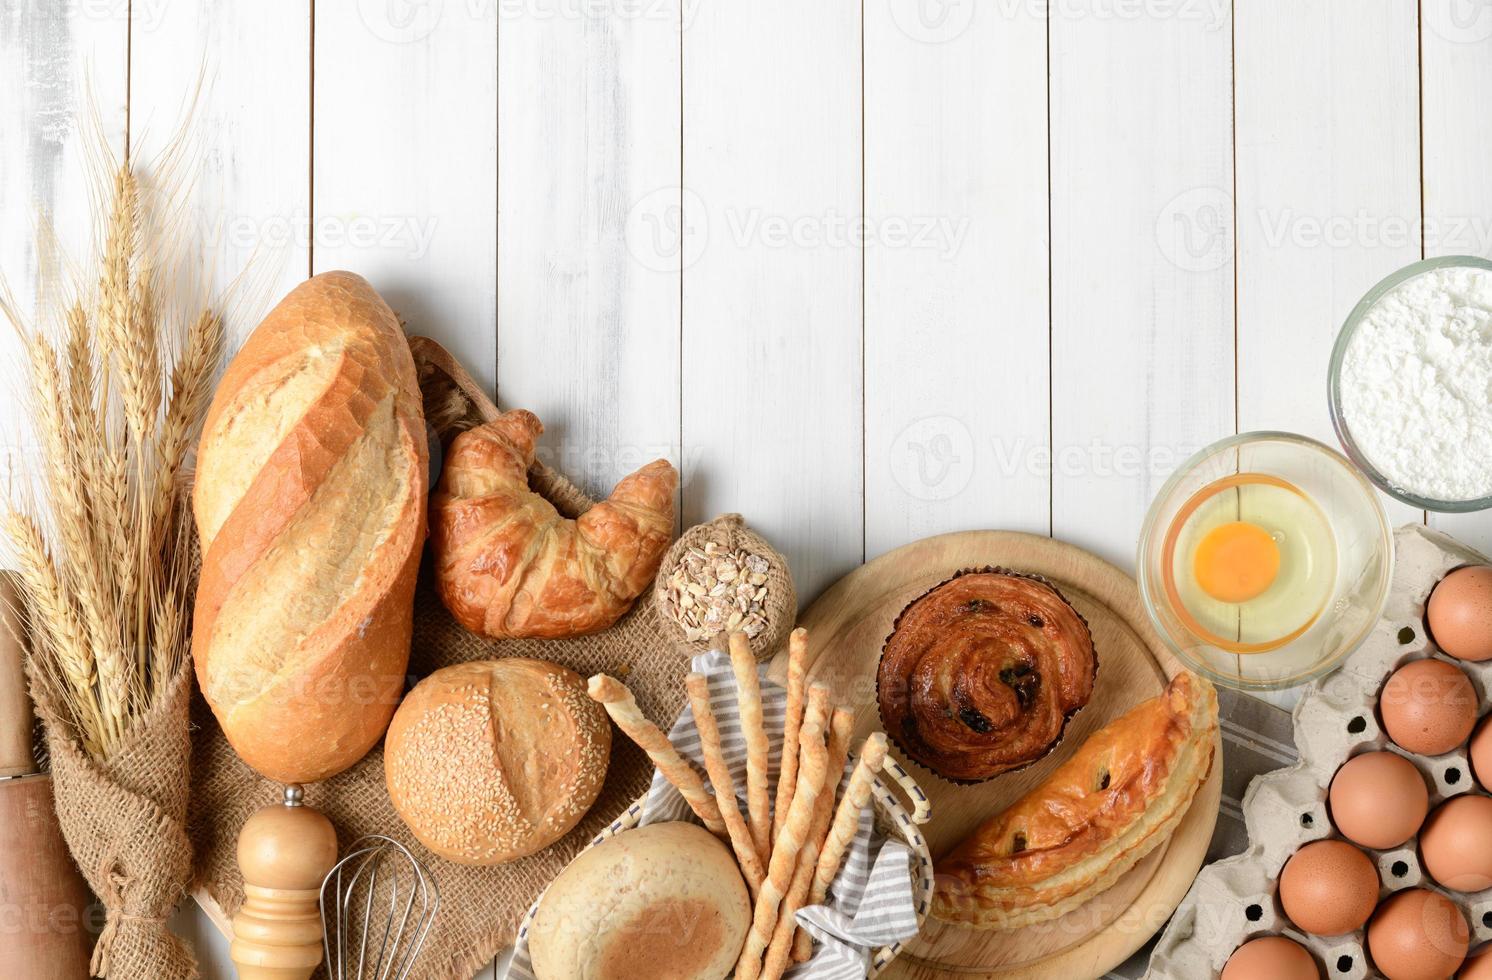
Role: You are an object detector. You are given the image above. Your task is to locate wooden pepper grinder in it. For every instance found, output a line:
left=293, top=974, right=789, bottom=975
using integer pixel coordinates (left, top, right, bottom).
left=230, top=784, right=338, bottom=980
left=0, top=572, right=94, bottom=979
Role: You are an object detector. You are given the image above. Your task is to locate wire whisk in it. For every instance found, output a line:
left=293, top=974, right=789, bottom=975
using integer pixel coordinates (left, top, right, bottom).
left=320, top=835, right=439, bottom=980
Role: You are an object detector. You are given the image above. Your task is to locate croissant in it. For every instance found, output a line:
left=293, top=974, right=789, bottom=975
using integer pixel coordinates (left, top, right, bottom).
left=431, top=409, right=677, bottom=638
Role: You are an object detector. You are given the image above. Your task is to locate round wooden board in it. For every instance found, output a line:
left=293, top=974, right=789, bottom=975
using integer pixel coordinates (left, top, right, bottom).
left=767, top=531, right=1221, bottom=980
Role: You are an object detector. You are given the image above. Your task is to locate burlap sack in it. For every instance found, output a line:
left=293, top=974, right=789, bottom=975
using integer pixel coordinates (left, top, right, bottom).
left=188, top=338, right=732, bottom=980
left=35, top=661, right=197, bottom=980
left=653, top=512, right=797, bottom=661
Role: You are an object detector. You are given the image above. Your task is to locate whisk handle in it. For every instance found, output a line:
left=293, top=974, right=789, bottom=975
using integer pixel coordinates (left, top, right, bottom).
left=230, top=788, right=338, bottom=980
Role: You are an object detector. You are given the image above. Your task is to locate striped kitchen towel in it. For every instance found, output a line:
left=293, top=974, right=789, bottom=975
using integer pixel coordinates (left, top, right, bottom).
left=506, top=649, right=920, bottom=979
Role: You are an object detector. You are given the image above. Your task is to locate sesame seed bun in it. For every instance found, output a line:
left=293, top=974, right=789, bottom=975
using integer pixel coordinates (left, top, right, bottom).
left=384, top=658, right=610, bottom=865
left=530, top=822, right=750, bottom=980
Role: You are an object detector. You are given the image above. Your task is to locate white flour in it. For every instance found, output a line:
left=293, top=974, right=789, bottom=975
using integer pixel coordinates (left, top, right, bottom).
left=1340, top=264, right=1492, bottom=501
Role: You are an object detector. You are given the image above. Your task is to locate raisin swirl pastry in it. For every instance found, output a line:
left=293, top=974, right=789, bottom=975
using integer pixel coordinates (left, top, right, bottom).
left=876, top=570, right=1096, bottom=783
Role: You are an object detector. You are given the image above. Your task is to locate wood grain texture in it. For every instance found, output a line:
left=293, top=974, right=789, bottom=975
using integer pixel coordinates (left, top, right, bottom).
left=680, top=0, right=864, bottom=600
left=0, top=0, right=128, bottom=547
left=128, top=0, right=310, bottom=346
left=1420, top=0, right=1492, bottom=554
left=496, top=0, right=680, bottom=503
left=0, top=776, right=95, bottom=979
left=1235, top=0, right=1423, bottom=529
left=863, top=3, right=1050, bottom=557
left=312, top=0, right=498, bottom=391
left=1049, top=4, right=1236, bottom=570
left=768, top=531, right=1220, bottom=979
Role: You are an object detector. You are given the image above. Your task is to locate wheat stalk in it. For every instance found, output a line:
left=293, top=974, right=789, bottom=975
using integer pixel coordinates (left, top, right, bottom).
left=3, top=159, right=225, bottom=759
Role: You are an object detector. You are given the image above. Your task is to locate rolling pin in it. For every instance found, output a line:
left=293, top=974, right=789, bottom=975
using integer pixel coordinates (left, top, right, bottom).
left=230, top=784, right=338, bottom=980
left=0, top=572, right=95, bottom=978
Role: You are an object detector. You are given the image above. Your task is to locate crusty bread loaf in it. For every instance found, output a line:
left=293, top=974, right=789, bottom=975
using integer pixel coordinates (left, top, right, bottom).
left=530, top=821, right=750, bottom=980
left=384, top=659, right=610, bottom=865
left=191, top=271, right=428, bottom=784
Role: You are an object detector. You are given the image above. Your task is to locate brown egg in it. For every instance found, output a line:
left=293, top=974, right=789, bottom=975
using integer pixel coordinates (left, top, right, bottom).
left=1279, top=839, right=1379, bottom=935
left=1428, top=566, right=1492, bottom=662
left=1221, top=935, right=1321, bottom=980
left=1462, top=944, right=1492, bottom=979
left=1330, top=751, right=1430, bottom=849
left=1380, top=659, right=1479, bottom=756
left=1367, top=888, right=1469, bottom=980
left=1473, top=716, right=1492, bottom=790
left=1420, top=795, right=1492, bottom=892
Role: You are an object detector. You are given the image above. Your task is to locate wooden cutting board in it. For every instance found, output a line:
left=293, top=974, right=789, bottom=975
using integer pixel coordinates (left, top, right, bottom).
left=766, top=531, right=1221, bottom=980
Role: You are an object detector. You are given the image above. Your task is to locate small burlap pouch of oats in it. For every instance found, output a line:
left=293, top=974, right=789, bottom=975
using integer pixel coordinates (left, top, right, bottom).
left=654, top=513, right=797, bottom=661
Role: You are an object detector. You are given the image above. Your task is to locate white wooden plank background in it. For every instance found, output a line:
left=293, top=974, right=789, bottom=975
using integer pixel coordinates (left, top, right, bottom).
left=4, top=2, right=1492, bottom=977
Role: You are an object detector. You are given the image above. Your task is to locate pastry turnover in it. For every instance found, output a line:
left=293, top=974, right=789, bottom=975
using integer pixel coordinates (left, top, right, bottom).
left=877, top=571, right=1097, bottom=783
left=933, top=671, right=1219, bottom=930
left=431, top=409, right=677, bottom=638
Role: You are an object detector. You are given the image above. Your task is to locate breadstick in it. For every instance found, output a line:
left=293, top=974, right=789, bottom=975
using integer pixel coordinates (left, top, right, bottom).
left=587, top=674, right=727, bottom=837
left=808, top=733, right=888, bottom=912
left=686, top=672, right=766, bottom=897
left=761, top=840, right=819, bottom=980
left=736, top=721, right=828, bottom=980
left=791, top=705, right=854, bottom=963
left=771, top=627, right=810, bottom=843
left=729, top=631, right=772, bottom=861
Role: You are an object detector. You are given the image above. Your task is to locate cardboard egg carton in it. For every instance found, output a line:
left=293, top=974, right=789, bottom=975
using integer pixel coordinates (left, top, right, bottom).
left=1147, top=524, right=1492, bottom=980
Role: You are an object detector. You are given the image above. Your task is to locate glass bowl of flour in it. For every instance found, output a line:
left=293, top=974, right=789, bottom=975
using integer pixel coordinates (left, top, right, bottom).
left=1330, top=255, right=1492, bottom=512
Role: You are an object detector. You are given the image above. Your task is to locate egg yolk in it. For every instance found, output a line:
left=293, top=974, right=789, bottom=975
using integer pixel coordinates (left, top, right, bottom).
left=1193, top=520, right=1281, bottom=603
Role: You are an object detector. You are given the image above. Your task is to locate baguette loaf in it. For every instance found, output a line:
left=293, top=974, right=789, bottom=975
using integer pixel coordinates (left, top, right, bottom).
left=192, top=271, right=428, bottom=784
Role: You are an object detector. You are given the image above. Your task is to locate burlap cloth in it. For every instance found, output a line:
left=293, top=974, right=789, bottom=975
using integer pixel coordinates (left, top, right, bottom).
left=36, top=660, right=198, bottom=980
left=189, top=339, right=714, bottom=980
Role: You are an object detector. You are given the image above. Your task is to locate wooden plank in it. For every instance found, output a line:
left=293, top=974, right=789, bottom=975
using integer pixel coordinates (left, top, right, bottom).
left=313, top=0, right=498, bottom=392
left=862, top=3, right=1049, bottom=557
left=496, top=1, right=680, bottom=502
left=129, top=3, right=311, bottom=348
left=1049, top=4, right=1236, bottom=571
left=1235, top=0, right=1423, bottom=529
left=0, top=1, right=129, bottom=549
left=681, top=0, right=863, bottom=601
left=1421, top=0, right=1492, bottom=554
left=131, top=4, right=312, bottom=966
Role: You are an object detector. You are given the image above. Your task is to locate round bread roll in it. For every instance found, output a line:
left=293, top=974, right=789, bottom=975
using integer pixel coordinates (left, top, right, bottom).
left=384, top=658, right=609, bottom=865
left=530, top=822, right=750, bottom=980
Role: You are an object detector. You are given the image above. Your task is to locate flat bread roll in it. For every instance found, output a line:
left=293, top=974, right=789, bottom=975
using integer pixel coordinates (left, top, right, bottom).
left=530, top=822, right=750, bottom=980
left=384, top=659, right=610, bottom=865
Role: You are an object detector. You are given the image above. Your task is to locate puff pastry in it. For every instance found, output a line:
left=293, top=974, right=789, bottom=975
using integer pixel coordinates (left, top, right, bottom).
left=877, top=571, right=1096, bottom=783
left=933, top=671, right=1218, bottom=929
left=431, top=409, right=677, bottom=638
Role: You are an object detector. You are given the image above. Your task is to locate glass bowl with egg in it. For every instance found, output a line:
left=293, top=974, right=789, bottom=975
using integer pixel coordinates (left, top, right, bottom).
left=1138, top=432, right=1394, bottom=690
left=1329, top=254, right=1492, bottom=512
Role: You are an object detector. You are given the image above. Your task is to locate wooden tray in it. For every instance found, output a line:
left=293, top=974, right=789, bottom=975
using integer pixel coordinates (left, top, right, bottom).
left=766, top=531, right=1221, bottom=980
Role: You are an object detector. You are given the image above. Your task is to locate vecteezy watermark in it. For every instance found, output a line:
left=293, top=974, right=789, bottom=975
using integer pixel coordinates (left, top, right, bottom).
left=889, top=415, right=977, bottom=501
left=1155, top=186, right=1233, bottom=273
left=1255, top=208, right=1492, bottom=257
left=888, top=0, right=1228, bottom=44
left=886, top=423, right=1202, bottom=503
left=625, top=187, right=971, bottom=271
left=724, top=209, right=970, bottom=258
left=888, top=0, right=978, bottom=44
left=1424, top=0, right=1492, bottom=44
left=357, top=0, right=700, bottom=41
left=357, top=0, right=450, bottom=43
left=625, top=187, right=709, bottom=273
left=196, top=210, right=440, bottom=261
